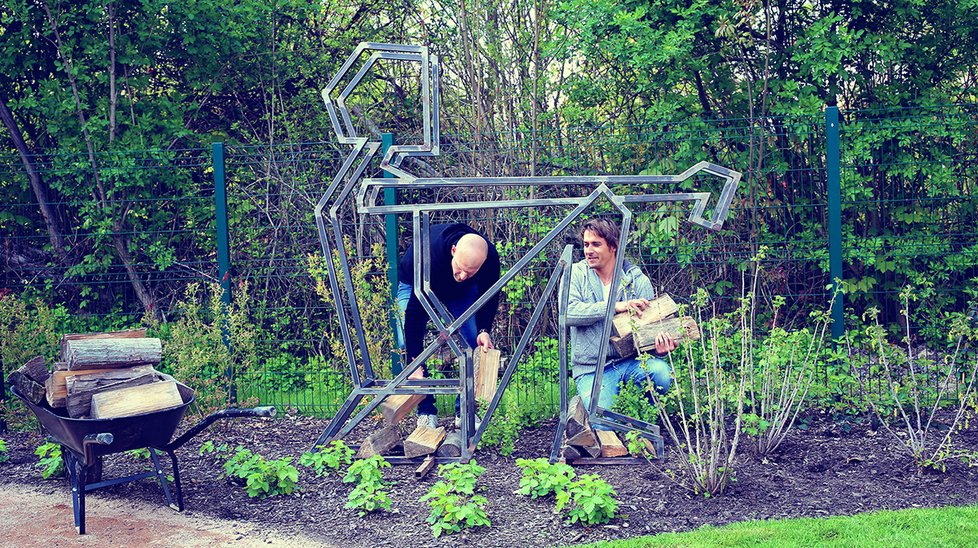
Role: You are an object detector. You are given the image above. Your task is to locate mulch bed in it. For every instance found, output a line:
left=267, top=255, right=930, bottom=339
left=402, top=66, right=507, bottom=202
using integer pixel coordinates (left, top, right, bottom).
left=2, top=410, right=978, bottom=547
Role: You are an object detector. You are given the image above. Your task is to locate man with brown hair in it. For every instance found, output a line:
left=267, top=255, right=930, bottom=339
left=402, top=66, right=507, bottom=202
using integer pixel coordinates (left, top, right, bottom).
left=564, top=218, right=675, bottom=428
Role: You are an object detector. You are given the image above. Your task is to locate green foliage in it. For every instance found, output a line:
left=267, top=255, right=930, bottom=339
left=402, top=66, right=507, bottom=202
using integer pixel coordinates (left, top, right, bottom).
left=476, top=396, right=528, bottom=456
left=299, top=440, right=355, bottom=477
left=515, top=458, right=576, bottom=499
left=222, top=447, right=299, bottom=499
left=35, top=442, right=64, bottom=479
left=610, top=375, right=657, bottom=424
left=554, top=473, right=619, bottom=526
left=0, top=439, right=9, bottom=463
left=153, top=282, right=257, bottom=416
left=343, top=455, right=393, bottom=516
left=126, top=448, right=151, bottom=460
left=420, top=461, right=490, bottom=537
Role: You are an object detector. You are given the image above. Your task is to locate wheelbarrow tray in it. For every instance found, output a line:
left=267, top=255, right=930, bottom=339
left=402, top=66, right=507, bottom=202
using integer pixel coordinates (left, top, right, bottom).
left=13, top=382, right=194, bottom=458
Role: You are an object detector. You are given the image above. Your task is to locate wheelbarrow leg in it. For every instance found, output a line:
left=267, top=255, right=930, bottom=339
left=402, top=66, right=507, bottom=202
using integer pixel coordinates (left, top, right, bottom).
left=148, top=448, right=181, bottom=511
left=164, top=449, right=184, bottom=511
left=64, top=450, right=87, bottom=534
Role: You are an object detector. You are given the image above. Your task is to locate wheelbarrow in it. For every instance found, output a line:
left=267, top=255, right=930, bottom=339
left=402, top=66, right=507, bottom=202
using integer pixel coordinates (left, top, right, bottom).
left=11, top=381, right=276, bottom=534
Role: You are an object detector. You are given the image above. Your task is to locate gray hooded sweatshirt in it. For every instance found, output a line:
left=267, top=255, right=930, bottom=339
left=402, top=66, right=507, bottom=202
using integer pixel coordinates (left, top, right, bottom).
left=561, top=258, right=656, bottom=379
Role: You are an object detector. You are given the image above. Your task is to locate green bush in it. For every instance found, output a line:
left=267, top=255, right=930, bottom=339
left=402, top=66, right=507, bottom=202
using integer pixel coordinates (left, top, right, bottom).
left=515, top=458, right=576, bottom=499
left=555, top=473, right=619, bottom=526
left=223, top=446, right=299, bottom=499
left=420, top=461, right=490, bottom=537
left=343, top=455, right=393, bottom=516
left=300, top=440, right=355, bottom=477
left=35, top=442, right=64, bottom=479
left=0, top=439, right=9, bottom=463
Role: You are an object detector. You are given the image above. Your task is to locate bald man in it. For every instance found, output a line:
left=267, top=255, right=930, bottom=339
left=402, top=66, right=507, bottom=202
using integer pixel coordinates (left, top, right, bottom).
left=396, top=223, right=501, bottom=428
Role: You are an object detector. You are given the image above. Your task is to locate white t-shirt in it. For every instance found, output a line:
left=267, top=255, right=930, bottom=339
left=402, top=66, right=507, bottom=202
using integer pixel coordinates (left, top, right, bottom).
left=602, top=281, right=612, bottom=302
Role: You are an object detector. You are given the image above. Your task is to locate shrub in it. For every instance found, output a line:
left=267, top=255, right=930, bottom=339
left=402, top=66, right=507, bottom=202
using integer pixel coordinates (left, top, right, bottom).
left=420, top=461, right=490, bottom=537
left=300, top=440, right=355, bottom=477
left=515, top=458, right=576, bottom=499
left=343, top=455, right=393, bottom=516
left=223, top=446, right=299, bottom=499
left=555, top=474, right=619, bottom=526
left=0, top=439, right=9, bottom=463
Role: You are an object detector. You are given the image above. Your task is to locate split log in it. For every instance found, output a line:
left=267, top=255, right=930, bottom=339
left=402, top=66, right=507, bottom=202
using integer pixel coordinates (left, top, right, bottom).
left=90, top=380, right=183, bottom=419
left=565, top=396, right=601, bottom=458
left=403, top=426, right=447, bottom=458
left=474, top=349, right=501, bottom=403
left=596, top=431, right=628, bottom=458
left=633, top=316, right=700, bottom=354
left=46, top=368, right=120, bottom=408
left=610, top=334, right=636, bottom=359
left=611, top=294, right=679, bottom=337
left=64, top=338, right=162, bottom=371
left=60, top=329, right=147, bottom=360
left=19, top=356, right=50, bottom=384
left=53, top=361, right=68, bottom=372
left=65, top=366, right=157, bottom=418
left=7, top=371, right=45, bottom=404
left=435, top=431, right=462, bottom=458
left=380, top=394, right=426, bottom=426
left=561, top=444, right=583, bottom=461
left=355, top=425, right=403, bottom=459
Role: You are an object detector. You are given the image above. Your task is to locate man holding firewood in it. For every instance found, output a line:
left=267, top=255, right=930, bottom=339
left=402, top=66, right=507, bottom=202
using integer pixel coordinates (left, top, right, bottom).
left=395, top=222, right=501, bottom=429
left=564, top=218, right=675, bottom=428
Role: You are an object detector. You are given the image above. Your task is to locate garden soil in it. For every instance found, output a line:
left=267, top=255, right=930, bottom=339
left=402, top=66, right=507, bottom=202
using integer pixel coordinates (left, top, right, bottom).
left=2, top=410, right=977, bottom=547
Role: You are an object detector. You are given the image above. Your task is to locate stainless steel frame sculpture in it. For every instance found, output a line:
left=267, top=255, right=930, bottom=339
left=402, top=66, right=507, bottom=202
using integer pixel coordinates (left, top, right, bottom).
left=312, top=43, right=742, bottom=464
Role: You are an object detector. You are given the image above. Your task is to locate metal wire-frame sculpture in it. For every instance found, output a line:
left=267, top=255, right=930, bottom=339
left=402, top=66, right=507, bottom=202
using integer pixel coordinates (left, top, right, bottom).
left=312, top=43, right=742, bottom=464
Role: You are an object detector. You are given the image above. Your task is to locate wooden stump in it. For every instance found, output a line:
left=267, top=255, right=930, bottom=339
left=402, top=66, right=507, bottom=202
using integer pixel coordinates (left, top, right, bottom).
left=356, top=425, right=403, bottom=459
left=596, top=430, right=628, bottom=458
left=380, top=394, right=426, bottom=426
left=64, top=338, right=162, bottom=371
left=90, top=380, right=183, bottom=419
left=403, top=426, right=447, bottom=458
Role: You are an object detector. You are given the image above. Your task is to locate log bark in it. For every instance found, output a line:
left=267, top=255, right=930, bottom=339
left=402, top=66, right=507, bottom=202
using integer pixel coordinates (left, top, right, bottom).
left=380, top=394, right=426, bottom=426
left=46, top=367, right=123, bottom=408
left=435, top=431, right=462, bottom=458
left=355, top=425, right=403, bottom=459
left=66, top=367, right=157, bottom=418
left=474, top=348, right=501, bottom=403
left=7, top=371, right=46, bottom=404
left=611, top=294, right=679, bottom=337
left=60, top=329, right=147, bottom=360
left=633, top=316, right=700, bottom=353
left=610, top=334, right=636, bottom=359
left=64, top=338, right=162, bottom=370
left=90, top=380, right=183, bottom=419
left=403, top=426, right=447, bottom=458
left=19, top=356, right=50, bottom=384
left=597, top=430, right=628, bottom=458
left=565, top=396, right=601, bottom=457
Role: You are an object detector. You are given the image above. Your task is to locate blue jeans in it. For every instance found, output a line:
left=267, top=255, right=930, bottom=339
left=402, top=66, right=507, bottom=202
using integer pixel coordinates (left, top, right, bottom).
left=574, top=357, right=672, bottom=431
left=396, top=282, right=479, bottom=415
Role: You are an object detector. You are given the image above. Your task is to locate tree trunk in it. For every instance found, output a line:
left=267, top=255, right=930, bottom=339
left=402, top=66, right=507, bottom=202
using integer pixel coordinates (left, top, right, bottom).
left=0, top=95, right=66, bottom=257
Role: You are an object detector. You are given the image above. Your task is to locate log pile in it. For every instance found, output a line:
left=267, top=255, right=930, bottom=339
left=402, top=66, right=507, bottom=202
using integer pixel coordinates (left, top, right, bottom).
left=6, top=329, right=187, bottom=419
left=609, top=294, right=701, bottom=358
left=560, top=396, right=630, bottom=461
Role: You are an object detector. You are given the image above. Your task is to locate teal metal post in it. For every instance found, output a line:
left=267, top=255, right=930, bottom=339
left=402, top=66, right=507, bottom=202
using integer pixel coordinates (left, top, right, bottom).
left=212, top=142, right=236, bottom=402
left=382, top=133, right=401, bottom=374
left=826, top=107, right=844, bottom=341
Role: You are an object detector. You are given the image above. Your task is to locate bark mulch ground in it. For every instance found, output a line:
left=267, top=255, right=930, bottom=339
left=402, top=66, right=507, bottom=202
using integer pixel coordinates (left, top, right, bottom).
left=2, top=410, right=977, bottom=547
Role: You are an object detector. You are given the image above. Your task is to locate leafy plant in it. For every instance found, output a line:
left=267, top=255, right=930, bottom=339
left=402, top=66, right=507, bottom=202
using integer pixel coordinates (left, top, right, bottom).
left=515, top=458, right=576, bottom=499
left=300, top=440, right=355, bottom=477
left=476, top=397, right=527, bottom=456
left=223, top=447, right=299, bottom=499
left=0, top=439, right=9, bottom=463
left=35, top=442, right=65, bottom=479
left=554, top=473, right=619, bottom=526
left=343, top=455, right=393, bottom=516
left=420, top=461, right=490, bottom=537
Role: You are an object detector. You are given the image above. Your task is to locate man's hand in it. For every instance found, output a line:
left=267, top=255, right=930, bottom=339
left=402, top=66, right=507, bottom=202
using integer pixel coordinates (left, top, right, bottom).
left=654, top=332, right=678, bottom=355
left=476, top=331, right=494, bottom=352
left=614, top=298, right=651, bottom=316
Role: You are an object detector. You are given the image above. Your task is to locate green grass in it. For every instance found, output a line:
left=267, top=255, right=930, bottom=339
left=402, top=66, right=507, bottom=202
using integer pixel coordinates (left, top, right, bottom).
left=583, top=505, right=978, bottom=547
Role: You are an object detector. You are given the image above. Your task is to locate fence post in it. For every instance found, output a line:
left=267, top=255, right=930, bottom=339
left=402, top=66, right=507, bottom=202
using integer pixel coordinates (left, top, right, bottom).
left=382, top=133, right=401, bottom=374
left=826, top=106, right=845, bottom=341
left=212, top=141, right=236, bottom=403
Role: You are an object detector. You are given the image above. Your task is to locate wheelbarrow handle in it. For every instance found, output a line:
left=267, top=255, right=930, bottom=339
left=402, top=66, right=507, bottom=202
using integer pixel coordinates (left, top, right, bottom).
left=163, top=406, right=277, bottom=451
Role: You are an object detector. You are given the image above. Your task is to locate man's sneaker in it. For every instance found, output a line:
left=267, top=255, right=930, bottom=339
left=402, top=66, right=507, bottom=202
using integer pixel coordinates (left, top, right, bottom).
left=417, top=414, right=438, bottom=429
left=454, top=414, right=482, bottom=429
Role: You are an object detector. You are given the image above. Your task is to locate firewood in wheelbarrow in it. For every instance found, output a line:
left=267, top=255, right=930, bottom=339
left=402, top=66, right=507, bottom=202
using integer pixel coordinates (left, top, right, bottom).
left=46, top=368, right=118, bottom=408
left=18, top=355, right=50, bottom=384
left=64, top=337, right=162, bottom=371
left=65, top=366, right=157, bottom=418
left=60, top=328, right=147, bottom=361
left=7, top=370, right=46, bottom=404
left=90, top=379, right=183, bottom=419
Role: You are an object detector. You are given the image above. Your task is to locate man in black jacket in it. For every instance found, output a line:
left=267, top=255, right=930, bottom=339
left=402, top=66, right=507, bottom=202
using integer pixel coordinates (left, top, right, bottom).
left=396, top=223, right=501, bottom=428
